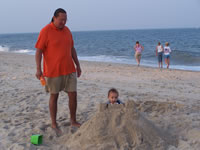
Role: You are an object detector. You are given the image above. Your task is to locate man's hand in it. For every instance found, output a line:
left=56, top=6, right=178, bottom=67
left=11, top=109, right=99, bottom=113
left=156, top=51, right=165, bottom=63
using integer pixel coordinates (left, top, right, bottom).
left=35, top=69, right=43, bottom=80
left=76, top=66, right=82, bottom=77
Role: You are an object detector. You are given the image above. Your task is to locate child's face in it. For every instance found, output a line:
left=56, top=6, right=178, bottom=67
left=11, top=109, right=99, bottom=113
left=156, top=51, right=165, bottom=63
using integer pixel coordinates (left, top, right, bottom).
left=108, top=92, right=118, bottom=104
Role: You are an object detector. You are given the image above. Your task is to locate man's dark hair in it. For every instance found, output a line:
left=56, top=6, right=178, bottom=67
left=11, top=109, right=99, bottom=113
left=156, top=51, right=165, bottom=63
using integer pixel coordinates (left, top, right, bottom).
left=108, top=88, right=119, bottom=97
left=136, top=41, right=139, bottom=44
left=51, top=8, right=66, bottom=22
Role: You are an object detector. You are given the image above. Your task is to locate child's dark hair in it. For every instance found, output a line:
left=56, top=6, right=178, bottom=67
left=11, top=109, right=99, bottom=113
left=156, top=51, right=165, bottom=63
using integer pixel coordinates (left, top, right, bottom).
left=108, top=88, right=119, bottom=97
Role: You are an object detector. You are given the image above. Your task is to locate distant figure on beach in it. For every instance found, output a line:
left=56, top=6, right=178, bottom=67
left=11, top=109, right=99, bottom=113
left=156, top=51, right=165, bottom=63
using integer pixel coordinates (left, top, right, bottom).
left=134, top=41, right=144, bottom=66
left=164, top=42, right=172, bottom=69
left=107, top=88, right=123, bottom=104
left=35, top=8, right=82, bottom=135
left=156, top=42, right=164, bottom=68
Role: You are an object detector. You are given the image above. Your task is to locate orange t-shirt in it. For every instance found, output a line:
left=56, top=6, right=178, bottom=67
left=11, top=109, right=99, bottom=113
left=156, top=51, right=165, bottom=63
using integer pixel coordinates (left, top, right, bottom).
left=35, top=23, right=76, bottom=77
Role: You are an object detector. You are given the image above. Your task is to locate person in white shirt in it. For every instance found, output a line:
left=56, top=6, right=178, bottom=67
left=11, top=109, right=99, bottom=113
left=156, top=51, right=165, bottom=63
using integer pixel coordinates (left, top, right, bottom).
left=156, top=42, right=164, bottom=68
left=163, top=42, right=172, bottom=69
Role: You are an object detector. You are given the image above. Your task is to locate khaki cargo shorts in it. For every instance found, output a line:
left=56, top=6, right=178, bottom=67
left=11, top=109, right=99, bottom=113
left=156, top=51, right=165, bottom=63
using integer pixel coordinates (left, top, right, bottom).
left=45, top=73, right=77, bottom=94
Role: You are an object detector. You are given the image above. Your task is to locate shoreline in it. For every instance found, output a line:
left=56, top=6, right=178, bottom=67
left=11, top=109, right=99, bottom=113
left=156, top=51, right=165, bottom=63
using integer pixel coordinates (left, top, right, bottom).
left=1, top=51, right=200, bottom=72
left=0, top=52, right=200, bottom=149
left=80, top=59, right=200, bottom=73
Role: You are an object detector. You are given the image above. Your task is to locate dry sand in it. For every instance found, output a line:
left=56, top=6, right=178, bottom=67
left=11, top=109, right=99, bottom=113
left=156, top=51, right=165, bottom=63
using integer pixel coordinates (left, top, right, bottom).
left=63, top=101, right=177, bottom=150
left=0, top=52, right=200, bottom=150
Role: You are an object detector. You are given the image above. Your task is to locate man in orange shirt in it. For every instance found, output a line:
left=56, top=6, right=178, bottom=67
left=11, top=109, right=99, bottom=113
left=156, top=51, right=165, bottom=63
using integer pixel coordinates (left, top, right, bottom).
left=35, top=8, right=81, bottom=135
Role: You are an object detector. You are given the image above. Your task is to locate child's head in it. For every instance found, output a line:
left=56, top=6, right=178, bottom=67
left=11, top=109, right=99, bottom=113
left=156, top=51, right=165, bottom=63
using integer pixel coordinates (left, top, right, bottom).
left=108, top=88, right=119, bottom=104
left=165, top=42, right=169, bottom=46
left=158, top=42, right=161, bottom=45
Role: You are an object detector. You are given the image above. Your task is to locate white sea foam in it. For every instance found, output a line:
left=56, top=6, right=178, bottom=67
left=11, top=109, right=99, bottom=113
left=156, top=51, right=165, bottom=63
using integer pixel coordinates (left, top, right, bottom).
left=0, top=45, right=9, bottom=52
left=0, top=45, right=35, bottom=55
left=13, top=49, right=35, bottom=54
left=78, top=55, right=134, bottom=64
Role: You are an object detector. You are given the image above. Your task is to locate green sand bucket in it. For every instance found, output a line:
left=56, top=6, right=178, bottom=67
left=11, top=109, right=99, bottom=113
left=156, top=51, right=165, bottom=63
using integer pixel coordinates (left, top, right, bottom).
left=31, top=134, right=43, bottom=145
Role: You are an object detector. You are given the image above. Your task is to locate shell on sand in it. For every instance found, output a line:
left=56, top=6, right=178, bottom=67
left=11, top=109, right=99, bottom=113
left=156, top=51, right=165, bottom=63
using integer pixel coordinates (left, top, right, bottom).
left=64, top=101, right=178, bottom=150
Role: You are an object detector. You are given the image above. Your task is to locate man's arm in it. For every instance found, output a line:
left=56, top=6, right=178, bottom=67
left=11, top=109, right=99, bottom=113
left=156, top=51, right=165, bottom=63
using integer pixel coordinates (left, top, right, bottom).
left=71, top=47, right=81, bottom=77
left=35, top=49, right=43, bottom=80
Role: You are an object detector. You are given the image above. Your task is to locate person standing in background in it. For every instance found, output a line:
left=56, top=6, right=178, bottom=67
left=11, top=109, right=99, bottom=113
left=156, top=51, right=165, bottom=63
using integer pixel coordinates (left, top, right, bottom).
left=163, top=42, right=172, bottom=69
left=134, top=41, right=144, bottom=66
left=156, top=42, right=164, bottom=68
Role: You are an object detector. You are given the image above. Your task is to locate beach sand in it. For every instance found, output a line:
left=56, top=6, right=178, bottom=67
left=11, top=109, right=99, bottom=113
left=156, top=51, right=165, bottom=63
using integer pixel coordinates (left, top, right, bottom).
left=0, top=52, right=200, bottom=150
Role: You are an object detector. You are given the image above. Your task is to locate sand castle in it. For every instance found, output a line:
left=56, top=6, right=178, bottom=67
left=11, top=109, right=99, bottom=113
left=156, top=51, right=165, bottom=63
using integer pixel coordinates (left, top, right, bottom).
left=64, top=101, right=177, bottom=150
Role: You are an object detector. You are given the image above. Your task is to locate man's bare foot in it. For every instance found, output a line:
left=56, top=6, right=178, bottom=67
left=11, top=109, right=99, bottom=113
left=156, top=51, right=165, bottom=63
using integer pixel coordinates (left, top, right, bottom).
left=71, top=121, right=81, bottom=128
left=51, top=126, right=62, bottom=137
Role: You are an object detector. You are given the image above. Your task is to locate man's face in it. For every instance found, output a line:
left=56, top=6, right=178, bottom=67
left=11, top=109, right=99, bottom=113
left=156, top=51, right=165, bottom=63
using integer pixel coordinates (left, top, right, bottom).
left=53, top=13, right=67, bottom=29
left=108, top=92, right=118, bottom=104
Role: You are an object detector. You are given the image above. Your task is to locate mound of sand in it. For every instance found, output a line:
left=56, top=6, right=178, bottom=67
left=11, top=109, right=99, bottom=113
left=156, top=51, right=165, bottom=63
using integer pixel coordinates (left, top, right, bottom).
left=135, top=101, right=184, bottom=114
left=62, top=101, right=177, bottom=150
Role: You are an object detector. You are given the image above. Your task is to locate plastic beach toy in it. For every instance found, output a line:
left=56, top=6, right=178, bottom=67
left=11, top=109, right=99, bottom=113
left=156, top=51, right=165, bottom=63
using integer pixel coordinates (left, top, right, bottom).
left=40, top=76, right=46, bottom=86
left=31, top=134, right=43, bottom=145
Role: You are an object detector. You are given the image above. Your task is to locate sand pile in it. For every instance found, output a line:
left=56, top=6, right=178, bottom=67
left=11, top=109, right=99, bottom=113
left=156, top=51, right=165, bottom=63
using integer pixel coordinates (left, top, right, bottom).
left=62, top=101, right=177, bottom=150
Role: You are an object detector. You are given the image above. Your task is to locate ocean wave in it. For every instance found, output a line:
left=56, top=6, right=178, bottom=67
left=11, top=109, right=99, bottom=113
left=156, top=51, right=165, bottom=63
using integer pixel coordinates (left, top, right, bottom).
left=172, top=49, right=200, bottom=56
left=141, top=49, right=200, bottom=66
left=13, top=49, right=35, bottom=54
left=0, top=45, right=35, bottom=55
left=78, top=55, right=134, bottom=64
left=171, top=50, right=200, bottom=65
left=0, top=45, right=9, bottom=52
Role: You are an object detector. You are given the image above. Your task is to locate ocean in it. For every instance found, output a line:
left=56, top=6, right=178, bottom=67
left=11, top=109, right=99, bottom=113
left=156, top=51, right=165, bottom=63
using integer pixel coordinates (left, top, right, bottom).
left=0, top=28, right=200, bottom=71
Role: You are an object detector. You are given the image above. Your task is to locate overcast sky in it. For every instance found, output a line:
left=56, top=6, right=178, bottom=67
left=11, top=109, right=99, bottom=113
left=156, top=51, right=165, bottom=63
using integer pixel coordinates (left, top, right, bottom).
left=0, top=0, right=200, bottom=34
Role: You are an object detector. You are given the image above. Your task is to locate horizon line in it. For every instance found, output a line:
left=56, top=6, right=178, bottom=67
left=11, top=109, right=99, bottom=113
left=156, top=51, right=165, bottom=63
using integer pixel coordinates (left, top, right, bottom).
left=0, top=26, right=199, bottom=35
